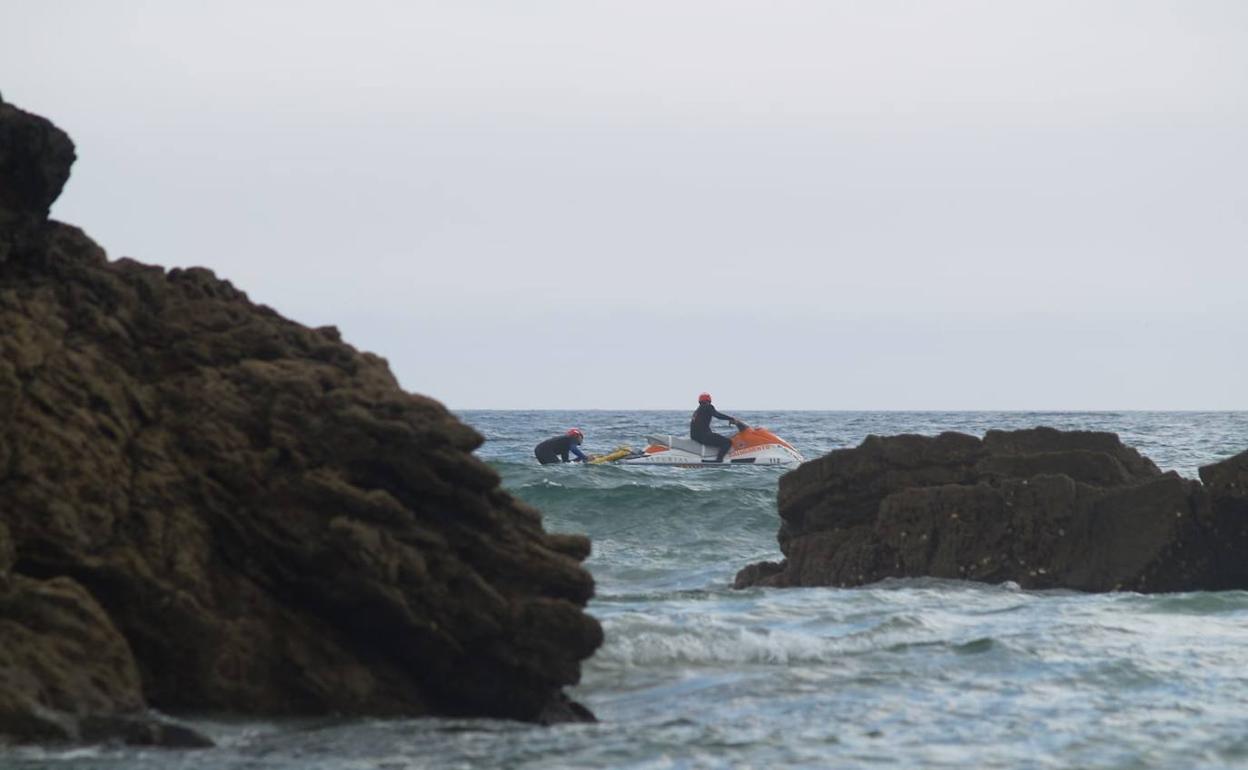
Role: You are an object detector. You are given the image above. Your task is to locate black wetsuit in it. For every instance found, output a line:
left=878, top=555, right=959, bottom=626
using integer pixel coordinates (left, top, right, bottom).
left=690, top=402, right=736, bottom=461
left=534, top=435, right=587, bottom=464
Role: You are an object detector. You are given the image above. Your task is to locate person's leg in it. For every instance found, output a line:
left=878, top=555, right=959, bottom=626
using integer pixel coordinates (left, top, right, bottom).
left=535, top=447, right=557, bottom=464
left=712, top=432, right=732, bottom=461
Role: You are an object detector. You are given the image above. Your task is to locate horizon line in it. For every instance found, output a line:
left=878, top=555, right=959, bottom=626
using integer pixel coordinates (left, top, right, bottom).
left=448, top=407, right=1248, bottom=413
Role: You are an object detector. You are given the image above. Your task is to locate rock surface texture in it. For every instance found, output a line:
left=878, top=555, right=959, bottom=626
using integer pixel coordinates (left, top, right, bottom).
left=0, top=97, right=602, bottom=745
left=736, top=428, right=1248, bottom=592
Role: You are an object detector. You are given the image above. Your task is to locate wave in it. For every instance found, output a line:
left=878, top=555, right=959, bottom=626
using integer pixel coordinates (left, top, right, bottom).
left=587, top=611, right=989, bottom=668
left=497, top=461, right=783, bottom=550
left=1132, top=590, right=1248, bottom=616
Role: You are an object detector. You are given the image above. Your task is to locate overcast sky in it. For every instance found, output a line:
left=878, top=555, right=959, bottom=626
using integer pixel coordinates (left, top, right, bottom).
left=3, top=1, right=1245, bottom=409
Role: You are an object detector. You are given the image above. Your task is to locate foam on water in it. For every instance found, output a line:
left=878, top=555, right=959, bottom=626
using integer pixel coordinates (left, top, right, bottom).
left=8, top=411, right=1248, bottom=770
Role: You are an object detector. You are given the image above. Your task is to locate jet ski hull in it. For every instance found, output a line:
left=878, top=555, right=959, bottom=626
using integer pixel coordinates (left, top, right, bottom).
left=618, top=426, right=804, bottom=467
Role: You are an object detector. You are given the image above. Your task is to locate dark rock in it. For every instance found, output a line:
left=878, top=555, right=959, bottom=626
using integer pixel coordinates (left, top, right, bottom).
left=0, top=574, right=147, bottom=742
left=732, top=560, right=785, bottom=588
left=736, top=429, right=1246, bottom=592
left=1199, top=449, right=1248, bottom=587
left=0, top=96, right=75, bottom=219
left=79, top=714, right=214, bottom=748
left=536, top=692, right=598, bottom=725
left=775, top=431, right=986, bottom=553
left=0, top=98, right=602, bottom=744
left=981, top=427, right=1161, bottom=479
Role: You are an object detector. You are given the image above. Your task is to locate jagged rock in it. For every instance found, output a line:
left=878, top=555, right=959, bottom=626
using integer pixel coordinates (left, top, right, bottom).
left=0, top=571, right=209, bottom=746
left=737, top=428, right=1247, bottom=592
left=1199, top=449, right=1248, bottom=587
left=0, top=96, right=602, bottom=744
left=0, top=98, right=75, bottom=219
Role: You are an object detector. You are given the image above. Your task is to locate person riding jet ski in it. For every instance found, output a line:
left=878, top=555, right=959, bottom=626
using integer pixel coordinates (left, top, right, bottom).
left=534, top=428, right=589, bottom=465
left=690, top=393, right=739, bottom=462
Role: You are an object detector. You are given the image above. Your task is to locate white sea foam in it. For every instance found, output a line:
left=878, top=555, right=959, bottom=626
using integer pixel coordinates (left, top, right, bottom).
left=17, top=411, right=1248, bottom=769
left=592, top=611, right=947, bottom=668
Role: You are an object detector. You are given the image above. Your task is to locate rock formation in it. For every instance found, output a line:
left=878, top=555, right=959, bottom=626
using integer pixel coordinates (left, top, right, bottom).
left=736, top=427, right=1248, bottom=592
left=0, top=97, right=602, bottom=745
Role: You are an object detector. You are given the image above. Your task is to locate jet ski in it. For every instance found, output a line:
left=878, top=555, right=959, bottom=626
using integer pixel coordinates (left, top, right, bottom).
left=618, top=421, right=804, bottom=467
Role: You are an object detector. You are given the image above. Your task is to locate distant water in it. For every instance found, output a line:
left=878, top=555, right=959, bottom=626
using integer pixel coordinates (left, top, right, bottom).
left=9, top=412, right=1248, bottom=770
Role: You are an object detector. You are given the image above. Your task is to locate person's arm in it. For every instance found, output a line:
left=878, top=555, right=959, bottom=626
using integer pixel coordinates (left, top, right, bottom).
left=570, top=443, right=589, bottom=462
left=711, top=408, right=737, bottom=424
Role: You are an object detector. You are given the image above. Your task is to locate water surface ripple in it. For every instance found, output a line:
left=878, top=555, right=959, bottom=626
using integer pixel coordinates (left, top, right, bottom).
left=9, top=412, right=1248, bottom=769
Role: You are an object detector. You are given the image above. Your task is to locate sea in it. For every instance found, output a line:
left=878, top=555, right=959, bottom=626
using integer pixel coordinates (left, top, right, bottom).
left=8, top=411, right=1248, bottom=770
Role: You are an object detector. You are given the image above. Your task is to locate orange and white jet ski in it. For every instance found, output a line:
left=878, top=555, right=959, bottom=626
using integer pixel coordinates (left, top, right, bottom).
left=618, top=421, right=804, bottom=467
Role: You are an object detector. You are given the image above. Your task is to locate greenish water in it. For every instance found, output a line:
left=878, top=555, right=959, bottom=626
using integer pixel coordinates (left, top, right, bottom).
left=7, top=412, right=1248, bottom=770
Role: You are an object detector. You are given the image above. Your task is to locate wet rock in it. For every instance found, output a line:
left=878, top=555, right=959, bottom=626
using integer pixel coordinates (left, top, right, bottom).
left=1199, top=449, right=1248, bottom=587
left=737, top=428, right=1246, bottom=592
left=0, top=573, right=151, bottom=743
left=78, top=714, right=215, bottom=748
left=0, top=97, right=602, bottom=745
left=732, top=560, right=785, bottom=589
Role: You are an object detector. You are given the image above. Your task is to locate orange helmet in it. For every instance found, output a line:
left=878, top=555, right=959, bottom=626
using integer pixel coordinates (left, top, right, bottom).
left=698, top=393, right=712, bottom=403
left=567, top=428, right=584, bottom=440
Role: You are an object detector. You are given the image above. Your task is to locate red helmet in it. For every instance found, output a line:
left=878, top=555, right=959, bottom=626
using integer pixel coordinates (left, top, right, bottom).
left=698, top=393, right=712, bottom=403
left=567, top=428, right=584, bottom=440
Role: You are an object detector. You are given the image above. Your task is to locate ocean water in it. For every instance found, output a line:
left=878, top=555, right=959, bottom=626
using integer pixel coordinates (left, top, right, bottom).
left=8, top=411, right=1248, bottom=770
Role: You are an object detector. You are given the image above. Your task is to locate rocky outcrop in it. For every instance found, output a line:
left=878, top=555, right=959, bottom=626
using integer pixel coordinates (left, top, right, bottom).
left=0, top=96, right=602, bottom=745
left=736, top=427, right=1248, bottom=592
left=0, top=96, right=75, bottom=220
left=1199, top=449, right=1248, bottom=588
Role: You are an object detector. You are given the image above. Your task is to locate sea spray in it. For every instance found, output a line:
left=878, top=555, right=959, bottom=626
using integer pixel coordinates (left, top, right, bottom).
left=10, top=411, right=1248, bottom=769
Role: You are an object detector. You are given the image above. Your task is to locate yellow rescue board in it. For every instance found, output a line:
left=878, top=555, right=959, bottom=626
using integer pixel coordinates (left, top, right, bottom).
left=589, top=446, right=632, bottom=465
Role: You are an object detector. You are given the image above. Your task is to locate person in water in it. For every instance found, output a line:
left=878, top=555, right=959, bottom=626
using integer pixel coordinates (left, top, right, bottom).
left=690, top=393, right=739, bottom=462
left=534, top=429, right=589, bottom=465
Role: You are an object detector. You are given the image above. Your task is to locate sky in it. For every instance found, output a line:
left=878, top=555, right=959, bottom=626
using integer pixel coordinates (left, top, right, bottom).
left=2, top=1, right=1245, bottom=409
